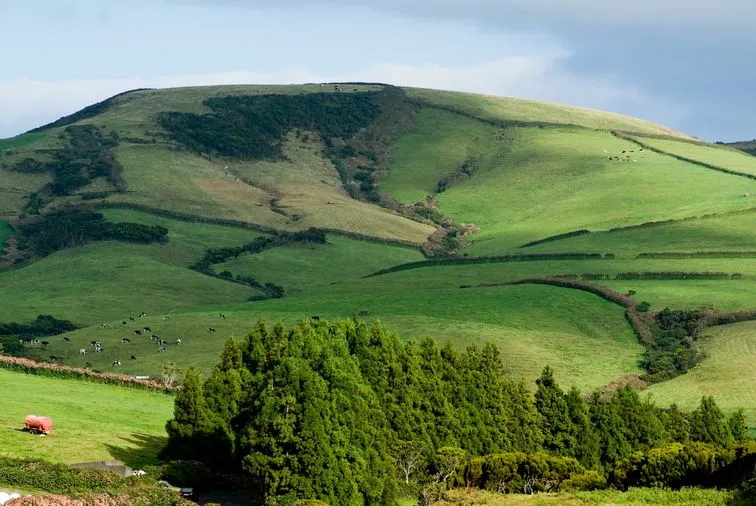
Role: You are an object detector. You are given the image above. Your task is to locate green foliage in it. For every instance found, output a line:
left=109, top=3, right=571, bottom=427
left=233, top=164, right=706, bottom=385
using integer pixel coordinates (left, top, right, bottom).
left=158, top=92, right=380, bottom=159
left=643, top=309, right=707, bottom=382
left=0, top=314, right=76, bottom=337
left=16, top=209, right=168, bottom=257
left=729, top=409, right=749, bottom=442
left=8, top=125, right=124, bottom=195
left=691, top=396, right=735, bottom=446
left=535, top=367, right=575, bottom=454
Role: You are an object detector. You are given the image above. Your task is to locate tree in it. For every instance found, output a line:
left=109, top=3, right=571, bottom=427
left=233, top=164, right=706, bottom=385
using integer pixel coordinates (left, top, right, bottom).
left=160, top=361, right=181, bottom=388
left=565, top=387, right=599, bottom=468
left=394, top=440, right=426, bottom=484
left=690, top=396, right=734, bottom=446
left=535, top=367, right=575, bottom=454
left=728, top=408, right=749, bottom=442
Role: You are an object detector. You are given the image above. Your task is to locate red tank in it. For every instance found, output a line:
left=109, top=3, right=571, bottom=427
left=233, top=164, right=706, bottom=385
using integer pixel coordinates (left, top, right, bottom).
left=24, top=415, right=53, bottom=434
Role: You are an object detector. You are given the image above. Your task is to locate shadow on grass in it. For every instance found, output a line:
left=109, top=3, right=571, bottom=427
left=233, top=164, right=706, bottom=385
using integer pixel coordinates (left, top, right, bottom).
left=105, top=433, right=168, bottom=468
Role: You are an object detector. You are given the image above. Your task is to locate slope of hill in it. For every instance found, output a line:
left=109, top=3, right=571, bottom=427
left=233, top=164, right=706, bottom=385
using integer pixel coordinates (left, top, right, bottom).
left=1, top=83, right=755, bottom=431
left=726, top=139, right=756, bottom=156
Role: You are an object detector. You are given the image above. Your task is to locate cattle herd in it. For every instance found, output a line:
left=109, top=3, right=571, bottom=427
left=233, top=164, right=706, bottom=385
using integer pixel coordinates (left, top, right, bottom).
left=19, top=313, right=230, bottom=369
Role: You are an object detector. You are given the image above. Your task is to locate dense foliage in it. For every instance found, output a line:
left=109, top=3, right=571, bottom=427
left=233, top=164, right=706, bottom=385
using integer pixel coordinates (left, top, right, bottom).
left=16, top=209, right=168, bottom=256
left=10, top=125, right=124, bottom=196
left=159, top=92, right=380, bottom=159
left=0, top=314, right=76, bottom=355
left=163, top=320, right=752, bottom=505
left=643, top=308, right=707, bottom=382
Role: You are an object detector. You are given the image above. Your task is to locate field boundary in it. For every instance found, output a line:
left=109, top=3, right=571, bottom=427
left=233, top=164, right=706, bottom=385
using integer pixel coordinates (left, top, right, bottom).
left=94, top=202, right=425, bottom=249
left=364, top=253, right=614, bottom=278
left=0, top=354, right=174, bottom=392
left=613, top=131, right=756, bottom=181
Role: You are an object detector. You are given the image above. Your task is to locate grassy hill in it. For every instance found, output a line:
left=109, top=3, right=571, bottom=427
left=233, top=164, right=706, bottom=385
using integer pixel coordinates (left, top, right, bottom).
left=0, top=368, right=172, bottom=466
left=1, top=83, right=756, bottom=433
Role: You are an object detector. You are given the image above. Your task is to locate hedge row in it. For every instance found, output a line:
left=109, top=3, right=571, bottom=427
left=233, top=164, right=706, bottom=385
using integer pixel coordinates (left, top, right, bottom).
left=460, top=452, right=590, bottom=495
left=712, top=309, right=756, bottom=326
left=519, top=229, right=592, bottom=249
left=638, top=251, right=756, bottom=259
left=367, top=253, right=611, bottom=278
left=0, top=355, right=174, bottom=392
left=615, top=271, right=733, bottom=280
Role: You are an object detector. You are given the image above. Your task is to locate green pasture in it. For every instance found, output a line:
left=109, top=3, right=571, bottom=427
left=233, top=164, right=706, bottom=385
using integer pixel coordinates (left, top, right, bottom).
left=403, top=88, right=692, bottom=139
left=0, top=369, right=172, bottom=466
left=647, top=320, right=756, bottom=428
left=382, top=107, right=508, bottom=202
left=37, top=282, right=643, bottom=392
left=635, top=135, right=756, bottom=177
left=436, top=487, right=736, bottom=505
left=0, top=242, right=254, bottom=326
left=215, top=235, right=424, bottom=295
left=523, top=210, right=756, bottom=256
left=99, top=207, right=267, bottom=267
left=435, top=127, right=756, bottom=254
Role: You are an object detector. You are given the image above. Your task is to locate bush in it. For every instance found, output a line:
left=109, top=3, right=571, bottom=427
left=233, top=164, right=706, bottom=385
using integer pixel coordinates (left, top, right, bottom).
left=562, top=470, right=607, bottom=491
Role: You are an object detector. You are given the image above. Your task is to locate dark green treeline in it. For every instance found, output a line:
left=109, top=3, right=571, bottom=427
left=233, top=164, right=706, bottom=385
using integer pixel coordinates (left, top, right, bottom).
left=163, top=319, right=751, bottom=505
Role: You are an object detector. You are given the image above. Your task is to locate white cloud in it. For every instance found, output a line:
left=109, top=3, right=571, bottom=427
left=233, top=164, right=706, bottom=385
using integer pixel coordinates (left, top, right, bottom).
left=0, top=51, right=684, bottom=138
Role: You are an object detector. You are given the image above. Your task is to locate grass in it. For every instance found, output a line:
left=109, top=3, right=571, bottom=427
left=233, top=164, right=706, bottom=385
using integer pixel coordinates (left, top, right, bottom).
left=403, top=87, right=693, bottom=139
left=435, top=127, right=756, bottom=254
left=382, top=108, right=507, bottom=202
left=0, top=368, right=172, bottom=466
left=215, top=234, right=424, bottom=295
left=0, top=242, right=254, bottom=326
left=523, top=210, right=756, bottom=256
left=634, top=136, right=756, bottom=177
left=99, top=207, right=267, bottom=267
left=646, top=320, right=756, bottom=428
left=435, top=487, right=736, bottom=505
left=36, top=282, right=643, bottom=392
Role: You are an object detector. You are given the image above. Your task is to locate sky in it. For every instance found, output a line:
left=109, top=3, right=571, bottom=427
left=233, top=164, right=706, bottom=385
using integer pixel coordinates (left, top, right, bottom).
left=1, top=0, right=755, bottom=141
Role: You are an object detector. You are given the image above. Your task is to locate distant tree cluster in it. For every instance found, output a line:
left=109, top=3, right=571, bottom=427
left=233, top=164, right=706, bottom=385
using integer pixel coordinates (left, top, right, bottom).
left=10, top=125, right=124, bottom=196
left=16, top=209, right=168, bottom=257
left=0, top=314, right=76, bottom=355
left=162, top=320, right=752, bottom=505
left=158, top=92, right=380, bottom=160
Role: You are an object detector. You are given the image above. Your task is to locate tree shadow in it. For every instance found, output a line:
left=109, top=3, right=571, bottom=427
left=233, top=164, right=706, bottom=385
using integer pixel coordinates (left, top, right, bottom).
left=105, top=433, right=169, bottom=469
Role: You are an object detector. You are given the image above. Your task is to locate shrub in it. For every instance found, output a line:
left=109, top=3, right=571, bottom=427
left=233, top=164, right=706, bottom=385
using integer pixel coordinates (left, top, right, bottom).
left=562, top=470, right=607, bottom=491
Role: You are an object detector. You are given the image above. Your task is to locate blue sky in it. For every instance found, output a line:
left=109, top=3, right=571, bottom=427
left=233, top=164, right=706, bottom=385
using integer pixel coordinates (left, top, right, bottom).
left=1, top=0, right=754, bottom=141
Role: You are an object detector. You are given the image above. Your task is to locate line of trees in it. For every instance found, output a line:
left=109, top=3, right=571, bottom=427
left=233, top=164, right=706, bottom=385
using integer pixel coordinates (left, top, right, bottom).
left=15, top=209, right=168, bottom=257
left=161, top=319, right=752, bottom=505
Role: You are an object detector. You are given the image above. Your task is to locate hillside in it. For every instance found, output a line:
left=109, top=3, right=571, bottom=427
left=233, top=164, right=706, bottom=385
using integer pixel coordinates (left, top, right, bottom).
left=1, top=83, right=755, bottom=434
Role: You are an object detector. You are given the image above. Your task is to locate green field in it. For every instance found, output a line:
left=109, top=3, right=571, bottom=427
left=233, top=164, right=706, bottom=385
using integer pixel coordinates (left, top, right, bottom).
left=523, top=211, right=756, bottom=256
left=647, top=321, right=756, bottom=425
left=0, top=369, right=172, bottom=466
left=34, top=281, right=642, bottom=392
left=215, top=235, right=424, bottom=295
left=435, top=487, right=736, bottom=505
left=635, top=135, right=756, bottom=177
left=403, top=88, right=692, bottom=139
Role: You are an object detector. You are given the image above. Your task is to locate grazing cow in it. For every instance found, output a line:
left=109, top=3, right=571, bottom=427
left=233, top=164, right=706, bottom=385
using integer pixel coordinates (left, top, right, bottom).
left=63, top=337, right=70, bottom=342
left=49, top=355, right=61, bottom=361
left=101, top=323, right=107, bottom=328
left=122, top=321, right=127, bottom=325
left=159, top=339, right=167, bottom=346
left=159, top=346, right=166, bottom=353
left=208, top=328, right=216, bottom=333
left=40, top=341, right=49, bottom=347
left=163, top=316, right=170, bottom=320
left=151, top=334, right=160, bottom=342
left=129, top=316, right=135, bottom=321
left=79, top=348, right=87, bottom=355
left=121, top=337, right=130, bottom=343
left=95, top=346, right=103, bottom=353
left=134, top=330, right=142, bottom=335
left=219, top=313, right=226, bottom=319
left=143, top=327, right=152, bottom=333
left=176, top=339, right=182, bottom=346
left=139, top=312, right=147, bottom=318
left=311, top=315, right=320, bottom=321
left=113, top=360, right=121, bottom=366
left=130, top=355, right=136, bottom=361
